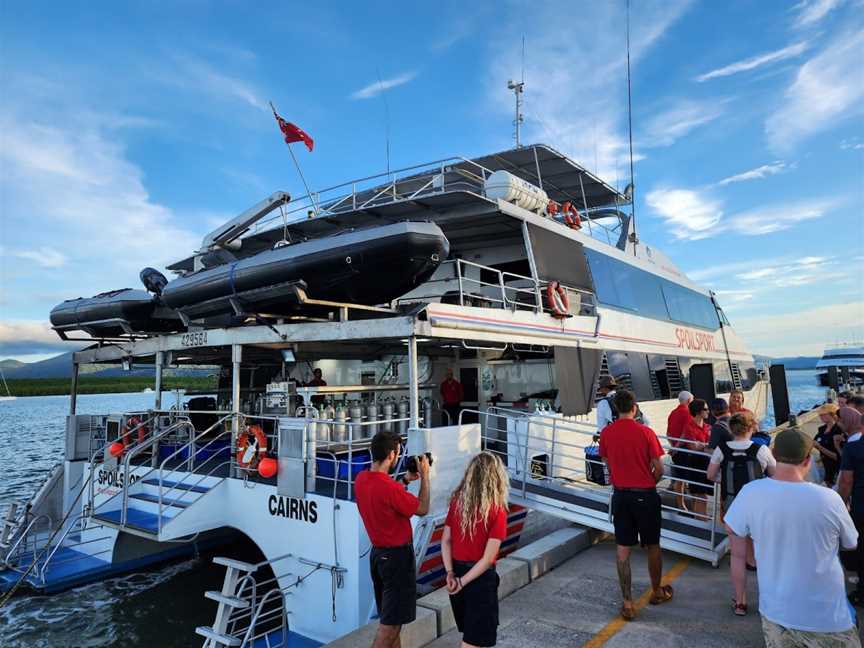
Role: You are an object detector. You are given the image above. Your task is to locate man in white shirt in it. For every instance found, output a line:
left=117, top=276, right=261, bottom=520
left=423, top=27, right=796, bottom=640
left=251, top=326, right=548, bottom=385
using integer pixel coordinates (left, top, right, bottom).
left=595, top=376, right=650, bottom=435
left=725, top=428, right=860, bottom=647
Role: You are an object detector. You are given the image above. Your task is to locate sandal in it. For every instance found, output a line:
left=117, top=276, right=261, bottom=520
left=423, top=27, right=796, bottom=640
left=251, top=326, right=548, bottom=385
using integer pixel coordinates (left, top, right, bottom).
left=620, top=603, right=636, bottom=621
left=732, top=599, right=748, bottom=616
left=746, top=563, right=757, bottom=572
left=649, top=584, right=674, bottom=605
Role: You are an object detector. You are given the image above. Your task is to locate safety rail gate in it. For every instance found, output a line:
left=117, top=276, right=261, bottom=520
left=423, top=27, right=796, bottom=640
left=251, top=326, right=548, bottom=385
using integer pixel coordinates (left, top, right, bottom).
left=471, top=407, right=729, bottom=566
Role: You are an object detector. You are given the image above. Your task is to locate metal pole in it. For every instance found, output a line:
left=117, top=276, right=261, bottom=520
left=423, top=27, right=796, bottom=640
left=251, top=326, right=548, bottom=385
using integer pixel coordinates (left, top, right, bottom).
left=69, top=362, right=79, bottom=416
left=532, top=146, right=543, bottom=190
left=154, top=352, right=164, bottom=410
left=286, top=142, right=318, bottom=216
left=407, top=336, right=419, bottom=430
left=521, top=221, right=543, bottom=312
left=232, top=345, right=243, bottom=477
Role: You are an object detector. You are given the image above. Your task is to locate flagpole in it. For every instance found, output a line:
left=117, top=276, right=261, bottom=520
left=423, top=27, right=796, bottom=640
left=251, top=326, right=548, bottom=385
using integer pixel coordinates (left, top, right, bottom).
left=270, top=101, right=318, bottom=217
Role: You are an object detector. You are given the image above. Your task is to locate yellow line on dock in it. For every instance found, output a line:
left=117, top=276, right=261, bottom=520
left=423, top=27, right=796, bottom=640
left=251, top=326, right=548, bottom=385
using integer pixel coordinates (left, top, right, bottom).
left=581, top=557, right=690, bottom=648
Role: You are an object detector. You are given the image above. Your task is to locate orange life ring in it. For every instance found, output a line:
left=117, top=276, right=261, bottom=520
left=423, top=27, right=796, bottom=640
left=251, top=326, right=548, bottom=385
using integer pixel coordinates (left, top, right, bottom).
left=120, top=415, right=148, bottom=452
left=561, top=202, right=582, bottom=229
left=546, top=281, right=570, bottom=318
left=237, top=424, right=268, bottom=468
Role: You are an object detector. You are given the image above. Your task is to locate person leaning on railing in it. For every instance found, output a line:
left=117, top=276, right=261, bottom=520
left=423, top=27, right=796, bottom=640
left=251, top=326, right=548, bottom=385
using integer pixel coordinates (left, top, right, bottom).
left=355, top=432, right=431, bottom=648
left=679, top=399, right=713, bottom=519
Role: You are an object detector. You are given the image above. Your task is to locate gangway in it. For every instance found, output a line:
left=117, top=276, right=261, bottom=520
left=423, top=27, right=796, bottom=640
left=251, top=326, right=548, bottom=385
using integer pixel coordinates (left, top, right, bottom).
left=472, top=407, right=730, bottom=566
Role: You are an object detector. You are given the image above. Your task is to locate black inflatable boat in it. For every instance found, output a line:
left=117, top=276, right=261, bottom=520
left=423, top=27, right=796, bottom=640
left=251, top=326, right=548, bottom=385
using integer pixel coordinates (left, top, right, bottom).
left=50, top=289, right=181, bottom=337
left=162, top=221, right=449, bottom=319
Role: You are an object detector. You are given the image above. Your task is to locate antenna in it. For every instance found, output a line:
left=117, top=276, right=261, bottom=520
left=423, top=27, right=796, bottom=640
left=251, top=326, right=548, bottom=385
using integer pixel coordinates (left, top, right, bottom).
left=507, top=36, right=526, bottom=148
left=376, top=67, right=392, bottom=177
left=625, top=0, right=638, bottom=253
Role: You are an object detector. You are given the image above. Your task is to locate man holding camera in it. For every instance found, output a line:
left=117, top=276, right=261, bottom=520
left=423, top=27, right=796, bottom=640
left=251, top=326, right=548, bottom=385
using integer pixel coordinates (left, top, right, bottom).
left=356, top=431, right=431, bottom=648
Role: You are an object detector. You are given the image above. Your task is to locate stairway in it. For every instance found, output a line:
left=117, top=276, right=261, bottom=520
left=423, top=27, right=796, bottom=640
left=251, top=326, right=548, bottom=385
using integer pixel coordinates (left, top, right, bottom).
left=730, top=362, right=743, bottom=390
left=93, top=474, right=223, bottom=539
left=665, top=357, right=686, bottom=395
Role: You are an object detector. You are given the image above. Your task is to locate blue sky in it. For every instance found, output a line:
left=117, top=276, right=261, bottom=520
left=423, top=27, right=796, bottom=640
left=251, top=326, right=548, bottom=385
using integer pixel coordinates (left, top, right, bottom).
left=1, top=0, right=862, bottom=361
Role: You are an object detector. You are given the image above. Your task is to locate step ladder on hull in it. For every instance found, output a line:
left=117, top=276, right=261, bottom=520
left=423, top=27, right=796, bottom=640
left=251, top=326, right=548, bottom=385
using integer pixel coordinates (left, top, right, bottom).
left=476, top=407, right=729, bottom=566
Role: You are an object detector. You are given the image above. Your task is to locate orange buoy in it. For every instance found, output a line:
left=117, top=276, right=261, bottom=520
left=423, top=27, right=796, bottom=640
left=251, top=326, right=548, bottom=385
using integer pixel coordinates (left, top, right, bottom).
left=109, top=441, right=125, bottom=458
left=258, top=457, right=278, bottom=478
left=545, top=281, right=570, bottom=318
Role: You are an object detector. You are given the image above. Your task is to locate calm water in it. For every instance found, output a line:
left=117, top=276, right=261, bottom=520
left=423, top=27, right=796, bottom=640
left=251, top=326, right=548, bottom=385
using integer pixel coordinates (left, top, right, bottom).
left=0, top=371, right=829, bottom=647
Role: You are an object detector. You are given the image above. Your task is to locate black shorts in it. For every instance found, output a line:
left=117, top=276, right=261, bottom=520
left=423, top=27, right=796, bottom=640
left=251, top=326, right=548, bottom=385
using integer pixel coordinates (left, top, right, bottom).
left=683, top=452, right=713, bottom=495
left=450, top=560, right=499, bottom=647
left=670, top=451, right=688, bottom=479
left=370, top=544, right=416, bottom=626
left=611, top=489, right=661, bottom=547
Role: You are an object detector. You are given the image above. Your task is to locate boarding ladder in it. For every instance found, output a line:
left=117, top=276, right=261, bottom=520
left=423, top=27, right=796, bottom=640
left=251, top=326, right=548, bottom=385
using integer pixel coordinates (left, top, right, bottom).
left=91, top=414, right=235, bottom=541
left=474, top=407, right=730, bottom=566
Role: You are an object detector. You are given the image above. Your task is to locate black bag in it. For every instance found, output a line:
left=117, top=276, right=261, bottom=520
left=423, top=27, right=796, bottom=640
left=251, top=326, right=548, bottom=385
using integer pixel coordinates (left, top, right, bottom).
left=584, top=443, right=608, bottom=485
left=719, top=441, right=763, bottom=498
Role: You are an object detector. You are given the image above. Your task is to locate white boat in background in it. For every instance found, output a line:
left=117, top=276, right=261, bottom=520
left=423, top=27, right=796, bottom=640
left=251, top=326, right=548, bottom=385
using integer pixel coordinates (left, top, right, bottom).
left=817, top=344, right=864, bottom=386
left=0, top=367, right=16, bottom=401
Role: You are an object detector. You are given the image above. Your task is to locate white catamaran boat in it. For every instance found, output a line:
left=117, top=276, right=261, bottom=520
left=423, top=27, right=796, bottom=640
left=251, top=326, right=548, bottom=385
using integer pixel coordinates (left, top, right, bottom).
left=1, top=144, right=768, bottom=646
left=817, top=344, right=864, bottom=387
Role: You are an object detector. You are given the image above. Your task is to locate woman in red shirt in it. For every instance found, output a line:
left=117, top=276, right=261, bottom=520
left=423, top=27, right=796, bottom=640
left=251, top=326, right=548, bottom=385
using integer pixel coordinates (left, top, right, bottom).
left=441, top=452, right=509, bottom=647
left=680, top=398, right=712, bottom=518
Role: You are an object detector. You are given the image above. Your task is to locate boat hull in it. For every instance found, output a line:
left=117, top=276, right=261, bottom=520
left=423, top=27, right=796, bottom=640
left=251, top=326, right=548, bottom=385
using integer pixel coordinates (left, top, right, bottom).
left=162, top=221, right=449, bottom=318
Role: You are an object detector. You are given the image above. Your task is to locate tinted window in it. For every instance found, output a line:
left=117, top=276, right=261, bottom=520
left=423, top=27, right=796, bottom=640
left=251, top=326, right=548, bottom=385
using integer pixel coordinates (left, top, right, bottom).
left=714, top=361, right=734, bottom=394
left=585, top=249, right=718, bottom=329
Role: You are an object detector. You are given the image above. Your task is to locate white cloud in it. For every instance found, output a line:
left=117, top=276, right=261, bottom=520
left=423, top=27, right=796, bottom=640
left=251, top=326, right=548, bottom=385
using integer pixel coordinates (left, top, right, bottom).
left=766, top=30, right=864, bottom=152
left=350, top=72, right=417, bottom=100
left=164, top=55, right=267, bottom=111
left=645, top=188, right=723, bottom=239
left=695, top=42, right=810, bottom=82
left=0, top=319, right=77, bottom=357
left=14, top=247, right=67, bottom=268
left=640, top=99, right=726, bottom=147
left=733, top=301, right=863, bottom=356
left=841, top=138, right=864, bottom=150
left=647, top=187, right=838, bottom=240
left=792, top=0, right=844, bottom=28
left=717, top=161, right=793, bottom=185
left=486, top=1, right=693, bottom=180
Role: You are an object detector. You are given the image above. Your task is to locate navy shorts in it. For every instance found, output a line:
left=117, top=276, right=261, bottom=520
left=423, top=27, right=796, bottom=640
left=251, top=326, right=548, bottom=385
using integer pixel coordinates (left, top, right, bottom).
left=370, top=544, right=416, bottom=626
left=611, top=489, right=661, bottom=547
left=450, top=560, right=499, bottom=647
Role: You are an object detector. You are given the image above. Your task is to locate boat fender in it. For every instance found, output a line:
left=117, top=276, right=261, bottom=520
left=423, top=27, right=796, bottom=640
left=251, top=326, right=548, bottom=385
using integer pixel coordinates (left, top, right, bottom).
left=561, top=202, right=582, bottom=229
left=546, top=281, right=570, bottom=318
left=139, top=267, right=168, bottom=296
left=237, top=424, right=268, bottom=468
left=258, top=457, right=278, bottom=478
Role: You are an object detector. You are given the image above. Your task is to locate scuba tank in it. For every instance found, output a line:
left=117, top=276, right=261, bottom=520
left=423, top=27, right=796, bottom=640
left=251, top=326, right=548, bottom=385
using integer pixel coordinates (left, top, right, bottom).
left=397, top=397, right=410, bottom=434
left=348, top=401, right=364, bottom=441
left=420, top=397, right=433, bottom=428
left=334, top=402, right=347, bottom=442
left=382, top=398, right=395, bottom=433
left=317, top=403, right=333, bottom=442
left=365, top=401, right=380, bottom=437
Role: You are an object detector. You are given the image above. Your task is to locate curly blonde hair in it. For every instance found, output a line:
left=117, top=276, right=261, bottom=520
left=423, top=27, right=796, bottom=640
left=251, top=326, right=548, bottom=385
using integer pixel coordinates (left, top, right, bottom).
left=450, top=451, right=509, bottom=539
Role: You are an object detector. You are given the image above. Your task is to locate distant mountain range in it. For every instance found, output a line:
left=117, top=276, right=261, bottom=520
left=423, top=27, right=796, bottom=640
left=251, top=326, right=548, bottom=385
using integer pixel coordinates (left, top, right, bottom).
left=0, top=351, right=215, bottom=379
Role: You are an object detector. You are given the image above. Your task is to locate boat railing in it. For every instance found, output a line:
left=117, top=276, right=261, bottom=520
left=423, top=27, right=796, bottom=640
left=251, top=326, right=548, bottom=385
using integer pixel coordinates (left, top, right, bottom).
left=465, top=407, right=726, bottom=561
left=398, top=257, right=596, bottom=318
left=2, top=514, right=53, bottom=571
left=253, top=155, right=496, bottom=234
left=35, top=515, right=112, bottom=584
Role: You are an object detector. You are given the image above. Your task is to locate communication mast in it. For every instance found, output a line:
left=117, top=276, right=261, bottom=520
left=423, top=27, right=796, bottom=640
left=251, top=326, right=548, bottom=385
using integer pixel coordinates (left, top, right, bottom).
left=507, top=79, right=524, bottom=148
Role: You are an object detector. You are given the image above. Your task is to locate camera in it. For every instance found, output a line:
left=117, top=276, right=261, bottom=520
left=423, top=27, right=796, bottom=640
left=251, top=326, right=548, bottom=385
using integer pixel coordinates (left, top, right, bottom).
left=405, top=452, right=433, bottom=474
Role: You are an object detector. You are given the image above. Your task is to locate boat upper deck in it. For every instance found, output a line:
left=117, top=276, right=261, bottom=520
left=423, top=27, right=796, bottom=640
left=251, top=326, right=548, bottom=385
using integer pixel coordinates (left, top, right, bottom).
left=166, top=144, right=631, bottom=273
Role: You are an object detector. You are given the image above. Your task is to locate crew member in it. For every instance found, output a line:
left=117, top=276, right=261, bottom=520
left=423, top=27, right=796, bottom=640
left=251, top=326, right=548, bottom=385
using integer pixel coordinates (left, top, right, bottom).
left=599, top=389, right=671, bottom=621
left=440, top=368, right=464, bottom=426
left=309, top=367, right=327, bottom=407
left=728, top=389, right=753, bottom=418
left=355, top=432, right=431, bottom=648
left=596, top=376, right=649, bottom=436
left=667, top=391, right=693, bottom=512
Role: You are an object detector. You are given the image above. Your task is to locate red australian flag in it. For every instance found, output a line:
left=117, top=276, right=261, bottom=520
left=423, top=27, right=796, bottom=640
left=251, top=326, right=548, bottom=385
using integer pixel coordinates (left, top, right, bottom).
left=270, top=103, right=314, bottom=152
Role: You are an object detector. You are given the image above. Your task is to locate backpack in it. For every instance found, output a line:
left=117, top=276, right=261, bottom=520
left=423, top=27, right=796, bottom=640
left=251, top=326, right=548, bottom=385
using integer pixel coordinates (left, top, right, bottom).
left=719, top=441, right=763, bottom=499
left=604, top=394, right=645, bottom=425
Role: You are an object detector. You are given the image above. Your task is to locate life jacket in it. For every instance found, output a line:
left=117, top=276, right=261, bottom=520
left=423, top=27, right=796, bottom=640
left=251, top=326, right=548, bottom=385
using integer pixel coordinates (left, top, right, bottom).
left=719, top=441, right=763, bottom=499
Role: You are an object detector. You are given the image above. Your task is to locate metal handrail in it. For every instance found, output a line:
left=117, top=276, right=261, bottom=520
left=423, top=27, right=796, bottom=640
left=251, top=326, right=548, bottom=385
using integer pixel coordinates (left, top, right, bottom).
left=3, top=514, right=52, bottom=568
left=239, top=589, right=288, bottom=647
left=118, top=419, right=195, bottom=526
left=36, top=516, right=111, bottom=583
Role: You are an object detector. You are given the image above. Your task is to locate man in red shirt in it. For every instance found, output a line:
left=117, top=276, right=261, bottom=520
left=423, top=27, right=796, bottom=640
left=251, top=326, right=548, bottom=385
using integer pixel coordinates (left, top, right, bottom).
left=355, top=432, right=431, bottom=648
left=667, top=391, right=693, bottom=512
left=440, top=368, right=464, bottom=426
left=599, top=389, right=672, bottom=620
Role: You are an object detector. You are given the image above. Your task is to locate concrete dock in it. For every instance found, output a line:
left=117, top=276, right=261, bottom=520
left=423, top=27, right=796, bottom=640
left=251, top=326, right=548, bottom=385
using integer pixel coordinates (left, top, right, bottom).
left=425, top=536, right=864, bottom=647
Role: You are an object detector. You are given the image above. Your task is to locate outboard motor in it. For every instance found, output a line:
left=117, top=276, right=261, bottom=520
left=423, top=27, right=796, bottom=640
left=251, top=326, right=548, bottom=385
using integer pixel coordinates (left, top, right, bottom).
left=140, top=267, right=168, bottom=296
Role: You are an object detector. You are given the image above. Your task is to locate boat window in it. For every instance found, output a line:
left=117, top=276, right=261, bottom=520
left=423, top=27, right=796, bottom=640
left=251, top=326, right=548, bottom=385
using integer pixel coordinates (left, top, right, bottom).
left=584, top=249, right=718, bottom=329
left=713, top=361, right=734, bottom=394
left=739, top=361, right=757, bottom=391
